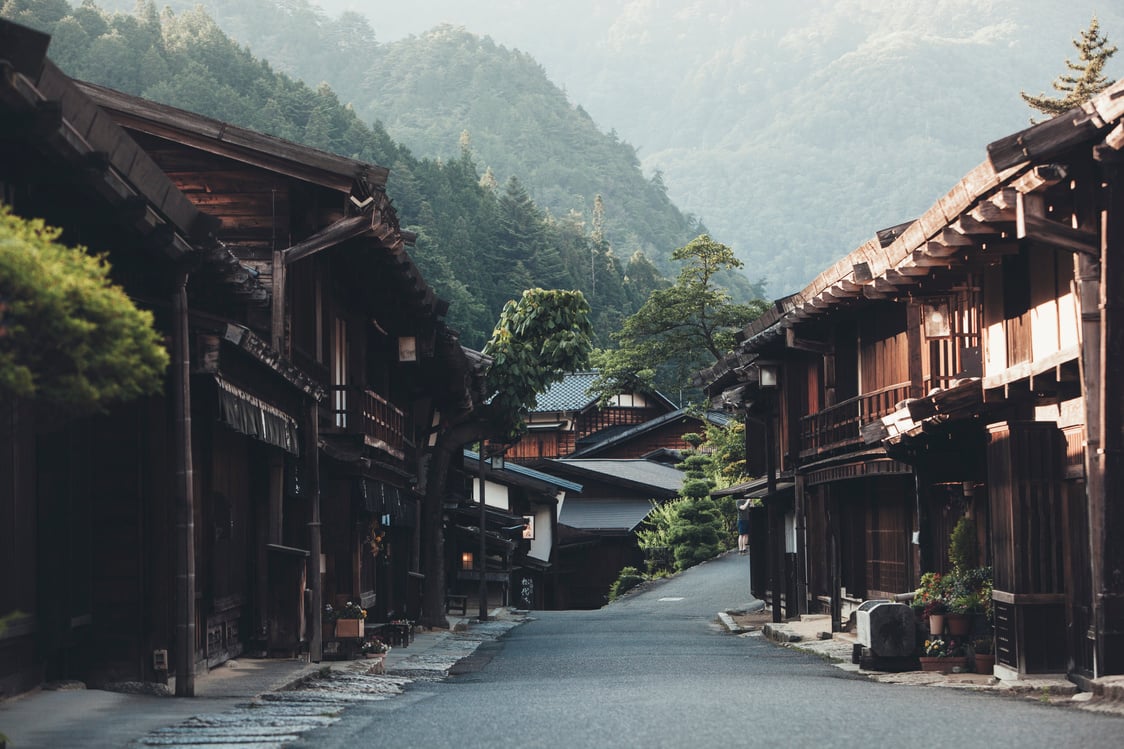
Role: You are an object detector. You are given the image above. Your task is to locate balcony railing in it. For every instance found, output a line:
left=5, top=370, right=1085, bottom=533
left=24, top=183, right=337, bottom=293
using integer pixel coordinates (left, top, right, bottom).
left=328, top=386, right=408, bottom=461
left=799, top=382, right=911, bottom=457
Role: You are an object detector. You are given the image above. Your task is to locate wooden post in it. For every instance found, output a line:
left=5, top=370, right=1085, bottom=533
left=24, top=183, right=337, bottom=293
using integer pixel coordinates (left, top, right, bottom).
left=1096, top=153, right=1124, bottom=675
left=478, top=449, right=489, bottom=621
left=794, top=472, right=808, bottom=616
left=172, top=269, right=196, bottom=697
left=306, top=399, right=322, bottom=662
left=765, top=394, right=781, bottom=623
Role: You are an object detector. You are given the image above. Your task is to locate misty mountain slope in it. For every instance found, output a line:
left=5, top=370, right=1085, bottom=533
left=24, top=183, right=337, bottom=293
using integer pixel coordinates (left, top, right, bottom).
left=73, top=0, right=1124, bottom=296
left=95, top=0, right=715, bottom=286
left=5, top=0, right=683, bottom=348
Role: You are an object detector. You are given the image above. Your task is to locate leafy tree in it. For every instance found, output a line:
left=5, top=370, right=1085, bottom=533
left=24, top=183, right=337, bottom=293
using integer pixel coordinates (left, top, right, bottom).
left=592, top=234, right=768, bottom=401
left=0, top=204, right=169, bottom=410
left=1022, top=16, right=1117, bottom=120
left=420, top=288, right=593, bottom=625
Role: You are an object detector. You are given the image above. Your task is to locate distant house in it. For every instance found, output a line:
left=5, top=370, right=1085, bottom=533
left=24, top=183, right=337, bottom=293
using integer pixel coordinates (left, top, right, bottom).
left=499, top=371, right=727, bottom=608
left=503, top=371, right=680, bottom=462
left=536, top=459, right=685, bottom=609
left=449, top=452, right=581, bottom=613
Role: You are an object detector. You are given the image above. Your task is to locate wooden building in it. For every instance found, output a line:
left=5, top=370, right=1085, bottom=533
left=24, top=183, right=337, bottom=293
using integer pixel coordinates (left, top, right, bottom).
left=0, top=20, right=480, bottom=698
left=447, top=452, right=582, bottom=614
left=701, top=79, right=1124, bottom=685
left=502, top=371, right=680, bottom=462
left=537, top=459, right=684, bottom=609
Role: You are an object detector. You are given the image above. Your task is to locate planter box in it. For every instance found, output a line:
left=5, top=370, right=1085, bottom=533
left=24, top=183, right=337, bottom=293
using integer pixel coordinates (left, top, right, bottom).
left=335, top=619, right=364, bottom=639
left=919, top=656, right=967, bottom=674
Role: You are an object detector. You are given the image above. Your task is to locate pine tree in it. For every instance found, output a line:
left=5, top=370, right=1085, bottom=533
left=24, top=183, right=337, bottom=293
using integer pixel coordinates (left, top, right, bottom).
left=1021, top=16, right=1117, bottom=120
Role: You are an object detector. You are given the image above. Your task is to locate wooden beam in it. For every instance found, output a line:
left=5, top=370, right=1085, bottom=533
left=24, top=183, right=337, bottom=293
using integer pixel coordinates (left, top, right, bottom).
left=282, top=213, right=369, bottom=265
left=950, top=214, right=1002, bottom=236
left=1012, top=163, right=1067, bottom=194
left=894, top=263, right=933, bottom=277
left=929, top=227, right=975, bottom=248
left=923, top=241, right=963, bottom=258
left=1017, top=193, right=1099, bottom=256
left=908, top=250, right=950, bottom=267
left=786, top=328, right=833, bottom=354
left=969, top=188, right=1017, bottom=223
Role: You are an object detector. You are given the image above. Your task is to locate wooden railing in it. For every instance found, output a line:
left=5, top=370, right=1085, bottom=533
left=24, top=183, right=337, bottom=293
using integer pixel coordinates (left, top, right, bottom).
left=328, top=386, right=408, bottom=460
left=799, top=382, right=911, bottom=457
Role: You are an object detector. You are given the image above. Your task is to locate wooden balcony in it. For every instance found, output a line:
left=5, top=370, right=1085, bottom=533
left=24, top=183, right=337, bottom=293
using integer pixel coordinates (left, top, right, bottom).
left=799, top=382, right=911, bottom=458
left=327, top=386, right=408, bottom=461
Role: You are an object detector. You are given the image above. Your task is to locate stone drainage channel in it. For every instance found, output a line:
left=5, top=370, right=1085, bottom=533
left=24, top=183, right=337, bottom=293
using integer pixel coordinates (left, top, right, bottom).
left=135, top=620, right=521, bottom=748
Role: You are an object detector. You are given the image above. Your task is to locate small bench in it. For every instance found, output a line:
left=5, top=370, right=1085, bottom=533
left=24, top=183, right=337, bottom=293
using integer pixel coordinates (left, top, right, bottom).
left=446, top=594, right=468, bottom=615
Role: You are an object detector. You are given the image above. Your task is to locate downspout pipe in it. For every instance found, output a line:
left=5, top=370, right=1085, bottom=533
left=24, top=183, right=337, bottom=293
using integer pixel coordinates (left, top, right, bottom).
left=172, top=268, right=196, bottom=697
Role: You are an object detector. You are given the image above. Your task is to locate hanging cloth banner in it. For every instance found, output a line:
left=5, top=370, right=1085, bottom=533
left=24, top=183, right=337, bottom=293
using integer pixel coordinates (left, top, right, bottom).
left=215, top=376, right=301, bottom=455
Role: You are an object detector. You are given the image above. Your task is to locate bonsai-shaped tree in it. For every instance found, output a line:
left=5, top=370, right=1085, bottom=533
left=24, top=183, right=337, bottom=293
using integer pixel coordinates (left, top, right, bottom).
left=1021, top=16, right=1117, bottom=121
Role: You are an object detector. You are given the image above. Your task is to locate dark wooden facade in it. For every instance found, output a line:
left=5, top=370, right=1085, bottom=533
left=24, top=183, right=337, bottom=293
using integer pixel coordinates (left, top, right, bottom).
left=702, top=78, right=1124, bottom=683
left=0, top=21, right=479, bottom=698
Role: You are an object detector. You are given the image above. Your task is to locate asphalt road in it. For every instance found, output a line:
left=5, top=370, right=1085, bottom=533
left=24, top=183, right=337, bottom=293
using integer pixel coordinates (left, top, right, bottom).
left=293, top=552, right=1124, bottom=749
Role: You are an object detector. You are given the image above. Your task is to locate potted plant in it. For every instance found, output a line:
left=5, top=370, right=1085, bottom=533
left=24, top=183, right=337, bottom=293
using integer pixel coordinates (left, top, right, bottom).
left=919, top=637, right=967, bottom=673
left=331, top=601, right=367, bottom=639
left=361, top=637, right=389, bottom=658
left=971, top=635, right=995, bottom=674
left=946, top=590, right=982, bottom=636
left=912, top=572, right=951, bottom=635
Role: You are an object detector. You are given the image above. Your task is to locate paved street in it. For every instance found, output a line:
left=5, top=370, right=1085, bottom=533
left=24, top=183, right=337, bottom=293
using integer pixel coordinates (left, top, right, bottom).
left=292, top=552, right=1123, bottom=749
left=5, top=552, right=1124, bottom=748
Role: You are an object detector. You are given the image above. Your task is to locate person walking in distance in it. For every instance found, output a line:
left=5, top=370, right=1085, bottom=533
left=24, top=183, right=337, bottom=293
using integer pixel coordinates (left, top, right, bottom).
left=737, top=498, right=752, bottom=554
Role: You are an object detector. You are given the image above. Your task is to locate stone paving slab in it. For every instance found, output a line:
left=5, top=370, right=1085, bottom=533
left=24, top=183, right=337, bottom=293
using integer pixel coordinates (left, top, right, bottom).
left=721, top=606, right=1124, bottom=717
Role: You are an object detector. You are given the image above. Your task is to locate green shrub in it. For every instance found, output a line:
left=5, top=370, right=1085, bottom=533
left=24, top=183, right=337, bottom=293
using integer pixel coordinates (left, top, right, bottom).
left=948, top=515, right=978, bottom=572
left=608, top=566, right=645, bottom=601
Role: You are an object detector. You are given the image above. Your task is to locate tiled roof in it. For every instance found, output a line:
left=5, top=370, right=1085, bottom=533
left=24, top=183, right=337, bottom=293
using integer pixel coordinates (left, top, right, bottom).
left=548, top=459, right=685, bottom=494
left=558, top=498, right=655, bottom=532
left=463, top=450, right=583, bottom=493
left=531, top=371, right=600, bottom=412
left=569, top=408, right=732, bottom=457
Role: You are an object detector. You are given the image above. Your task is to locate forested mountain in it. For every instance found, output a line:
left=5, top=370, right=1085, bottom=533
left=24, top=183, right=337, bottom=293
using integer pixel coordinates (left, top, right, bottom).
left=104, top=0, right=1123, bottom=297
left=89, top=0, right=728, bottom=288
left=1, top=0, right=699, bottom=347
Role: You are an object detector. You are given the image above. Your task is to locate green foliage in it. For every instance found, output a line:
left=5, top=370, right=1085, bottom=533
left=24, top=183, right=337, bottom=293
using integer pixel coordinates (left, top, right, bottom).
left=607, top=565, right=645, bottom=601
left=591, top=234, right=768, bottom=402
left=482, top=288, right=593, bottom=440
left=6, top=0, right=661, bottom=349
left=948, top=515, right=978, bottom=572
left=665, top=495, right=725, bottom=570
left=0, top=204, right=169, bottom=410
left=911, top=571, right=952, bottom=615
left=1022, top=16, right=1117, bottom=120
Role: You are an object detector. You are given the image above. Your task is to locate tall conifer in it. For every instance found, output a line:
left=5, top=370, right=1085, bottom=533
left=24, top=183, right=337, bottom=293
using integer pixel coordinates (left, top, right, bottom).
left=1021, top=16, right=1117, bottom=120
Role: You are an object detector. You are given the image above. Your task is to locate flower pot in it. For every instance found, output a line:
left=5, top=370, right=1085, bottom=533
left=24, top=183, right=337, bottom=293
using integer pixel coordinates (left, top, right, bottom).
left=335, top=618, right=364, bottom=639
left=973, top=653, right=995, bottom=674
left=928, top=614, right=945, bottom=635
left=946, top=613, right=971, bottom=636
left=919, top=656, right=967, bottom=674
left=918, top=656, right=945, bottom=672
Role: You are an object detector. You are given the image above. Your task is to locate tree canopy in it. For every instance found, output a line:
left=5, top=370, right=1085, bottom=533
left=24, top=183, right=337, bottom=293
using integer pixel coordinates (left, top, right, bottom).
left=4, top=0, right=674, bottom=349
left=482, top=287, right=594, bottom=440
left=1022, top=16, right=1117, bottom=120
left=591, top=234, right=768, bottom=402
left=0, top=204, right=169, bottom=410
